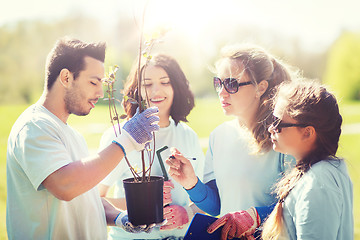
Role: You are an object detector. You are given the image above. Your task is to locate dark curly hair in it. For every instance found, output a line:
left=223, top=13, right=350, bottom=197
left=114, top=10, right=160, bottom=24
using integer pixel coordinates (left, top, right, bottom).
left=122, top=54, right=194, bottom=125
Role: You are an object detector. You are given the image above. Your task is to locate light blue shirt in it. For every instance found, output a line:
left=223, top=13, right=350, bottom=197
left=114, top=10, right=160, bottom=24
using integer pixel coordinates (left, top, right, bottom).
left=6, top=104, right=107, bottom=239
left=282, top=159, right=353, bottom=240
left=203, top=119, right=294, bottom=216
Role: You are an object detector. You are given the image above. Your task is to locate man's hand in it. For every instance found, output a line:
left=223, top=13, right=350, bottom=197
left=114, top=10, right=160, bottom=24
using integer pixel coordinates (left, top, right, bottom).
left=160, top=205, right=193, bottom=231
left=113, top=107, right=159, bottom=155
left=165, top=148, right=198, bottom=190
left=114, top=211, right=155, bottom=233
left=163, top=180, right=174, bottom=206
left=207, top=207, right=260, bottom=240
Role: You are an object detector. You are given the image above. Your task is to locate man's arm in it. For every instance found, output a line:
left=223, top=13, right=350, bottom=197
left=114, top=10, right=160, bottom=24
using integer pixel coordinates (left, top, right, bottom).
left=42, top=143, right=125, bottom=201
left=102, top=198, right=121, bottom=226
left=99, top=183, right=127, bottom=210
left=42, top=106, right=159, bottom=201
left=102, top=198, right=155, bottom=233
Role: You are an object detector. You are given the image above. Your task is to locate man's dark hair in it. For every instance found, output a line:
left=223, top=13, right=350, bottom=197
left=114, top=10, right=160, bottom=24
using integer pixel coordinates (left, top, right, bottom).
left=45, top=37, right=106, bottom=90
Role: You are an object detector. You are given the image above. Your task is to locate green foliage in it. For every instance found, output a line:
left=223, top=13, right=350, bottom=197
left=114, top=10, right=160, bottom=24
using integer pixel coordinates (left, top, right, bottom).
left=338, top=133, right=360, bottom=238
left=0, top=104, right=29, bottom=240
left=1, top=15, right=342, bottom=105
left=0, top=16, right=109, bottom=104
left=187, top=98, right=232, bottom=138
left=323, top=32, right=360, bottom=100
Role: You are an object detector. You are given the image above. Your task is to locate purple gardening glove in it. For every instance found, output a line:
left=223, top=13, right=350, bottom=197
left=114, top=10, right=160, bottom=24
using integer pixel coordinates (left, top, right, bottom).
left=113, top=107, right=159, bottom=155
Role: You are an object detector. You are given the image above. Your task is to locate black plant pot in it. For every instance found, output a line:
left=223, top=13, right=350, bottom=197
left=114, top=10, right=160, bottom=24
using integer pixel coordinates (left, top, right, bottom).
left=123, top=176, right=164, bottom=226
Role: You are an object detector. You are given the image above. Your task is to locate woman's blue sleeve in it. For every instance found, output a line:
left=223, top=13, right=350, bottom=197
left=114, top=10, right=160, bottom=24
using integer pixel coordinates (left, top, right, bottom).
left=255, top=203, right=276, bottom=223
left=185, top=178, right=220, bottom=216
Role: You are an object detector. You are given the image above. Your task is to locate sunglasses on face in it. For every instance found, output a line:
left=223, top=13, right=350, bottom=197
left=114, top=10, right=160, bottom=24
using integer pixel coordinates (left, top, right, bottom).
left=213, top=77, right=252, bottom=94
left=270, top=115, right=308, bottom=133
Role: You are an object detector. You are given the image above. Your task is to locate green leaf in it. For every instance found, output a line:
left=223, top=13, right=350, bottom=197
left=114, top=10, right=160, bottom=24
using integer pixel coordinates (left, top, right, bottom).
left=124, top=96, right=138, bottom=105
left=141, top=100, right=147, bottom=109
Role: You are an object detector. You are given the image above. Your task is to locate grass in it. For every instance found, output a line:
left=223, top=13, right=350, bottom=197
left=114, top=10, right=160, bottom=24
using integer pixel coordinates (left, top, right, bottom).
left=0, top=104, right=28, bottom=240
left=1, top=99, right=359, bottom=239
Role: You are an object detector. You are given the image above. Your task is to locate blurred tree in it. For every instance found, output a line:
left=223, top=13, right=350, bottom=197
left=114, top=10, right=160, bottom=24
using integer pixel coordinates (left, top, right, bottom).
left=0, top=15, right=107, bottom=104
left=0, top=14, right=333, bottom=104
left=323, top=31, right=360, bottom=101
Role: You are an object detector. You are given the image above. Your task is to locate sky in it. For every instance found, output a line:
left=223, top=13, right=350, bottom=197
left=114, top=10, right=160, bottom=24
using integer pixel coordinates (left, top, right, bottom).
left=1, top=0, right=360, bottom=51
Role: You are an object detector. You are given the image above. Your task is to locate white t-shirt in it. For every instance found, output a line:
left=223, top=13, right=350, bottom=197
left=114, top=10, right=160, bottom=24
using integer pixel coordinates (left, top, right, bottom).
left=282, top=159, right=353, bottom=240
left=99, top=118, right=205, bottom=240
left=204, top=119, right=294, bottom=216
left=6, top=104, right=107, bottom=240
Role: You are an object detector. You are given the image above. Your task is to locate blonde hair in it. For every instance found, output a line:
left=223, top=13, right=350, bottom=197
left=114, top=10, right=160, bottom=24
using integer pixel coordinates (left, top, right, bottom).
left=262, top=168, right=304, bottom=239
left=215, top=44, right=297, bottom=153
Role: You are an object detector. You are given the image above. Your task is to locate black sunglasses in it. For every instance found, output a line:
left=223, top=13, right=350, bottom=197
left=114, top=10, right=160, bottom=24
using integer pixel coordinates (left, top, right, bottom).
left=213, top=77, right=252, bottom=94
left=270, top=115, right=308, bottom=133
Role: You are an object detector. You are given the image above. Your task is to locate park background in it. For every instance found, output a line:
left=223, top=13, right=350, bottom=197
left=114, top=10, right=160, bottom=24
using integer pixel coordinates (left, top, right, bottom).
left=1, top=0, right=360, bottom=239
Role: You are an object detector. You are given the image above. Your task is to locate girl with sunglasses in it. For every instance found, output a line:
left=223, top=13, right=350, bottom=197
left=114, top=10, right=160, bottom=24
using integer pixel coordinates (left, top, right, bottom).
left=262, top=79, right=353, bottom=239
left=166, top=44, right=297, bottom=239
left=98, top=54, right=205, bottom=240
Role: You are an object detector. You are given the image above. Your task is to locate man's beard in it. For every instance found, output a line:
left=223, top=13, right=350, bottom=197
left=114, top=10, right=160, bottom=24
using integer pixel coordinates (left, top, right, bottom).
left=64, top=87, right=90, bottom=116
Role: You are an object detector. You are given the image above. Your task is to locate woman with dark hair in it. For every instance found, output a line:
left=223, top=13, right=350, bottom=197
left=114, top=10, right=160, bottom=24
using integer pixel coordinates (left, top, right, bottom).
left=122, top=54, right=195, bottom=126
left=98, top=54, right=205, bottom=240
left=262, top=79, right=353, bottom=239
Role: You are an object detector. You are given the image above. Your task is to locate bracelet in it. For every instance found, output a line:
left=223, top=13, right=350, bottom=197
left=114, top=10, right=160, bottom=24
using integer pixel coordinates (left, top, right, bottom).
left=185, top=205, right=195, bottom=221
left=114, top=212, right=121, bottom=225
left=112, top=140, right=126, bottom=156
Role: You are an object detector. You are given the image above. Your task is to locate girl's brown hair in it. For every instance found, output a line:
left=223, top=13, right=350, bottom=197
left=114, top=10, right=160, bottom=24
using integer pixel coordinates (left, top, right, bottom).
left=122, top=54, right=194, bottom=125
left=262, top=79, right=343, bottom=239
left=215, top=44, right=296, bottom=152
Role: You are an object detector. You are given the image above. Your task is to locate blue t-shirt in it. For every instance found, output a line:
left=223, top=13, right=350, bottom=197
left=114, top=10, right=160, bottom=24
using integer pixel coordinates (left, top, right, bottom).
left=282, top=159, right=353, bottom=239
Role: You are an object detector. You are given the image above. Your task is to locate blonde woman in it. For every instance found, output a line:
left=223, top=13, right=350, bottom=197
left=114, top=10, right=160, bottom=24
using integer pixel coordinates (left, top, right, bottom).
left=166, top=44, right=297, bottom=239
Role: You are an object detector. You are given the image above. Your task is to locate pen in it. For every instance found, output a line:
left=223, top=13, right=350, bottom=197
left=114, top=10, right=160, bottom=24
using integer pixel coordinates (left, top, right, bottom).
left=169, top=155, right=196, bottom=160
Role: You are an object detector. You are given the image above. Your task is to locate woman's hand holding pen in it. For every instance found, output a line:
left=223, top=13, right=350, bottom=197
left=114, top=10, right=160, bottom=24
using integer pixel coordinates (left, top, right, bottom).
left=165, top=148, right=198, bottom=190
